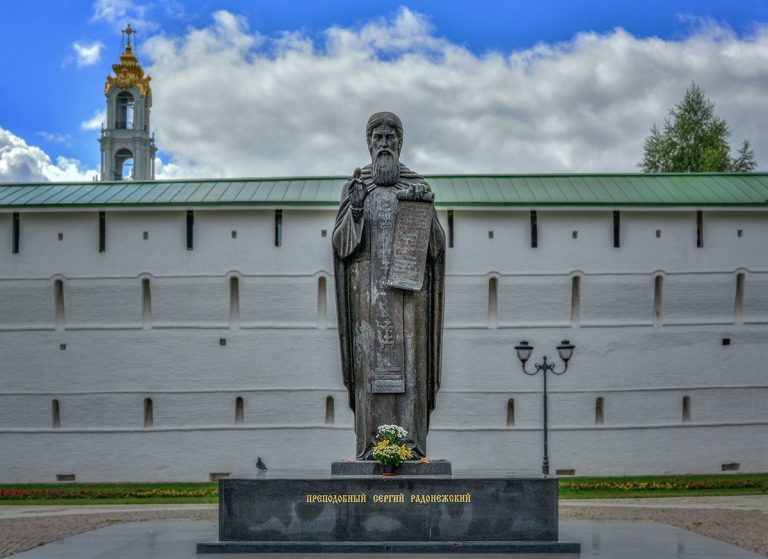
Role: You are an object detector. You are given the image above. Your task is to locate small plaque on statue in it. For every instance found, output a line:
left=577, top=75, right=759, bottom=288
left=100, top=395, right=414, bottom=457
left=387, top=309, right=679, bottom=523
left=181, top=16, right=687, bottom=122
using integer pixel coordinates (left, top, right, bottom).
left=386, top=200, right=432, bottom=291
left=371, top=371, right=406, bottom=394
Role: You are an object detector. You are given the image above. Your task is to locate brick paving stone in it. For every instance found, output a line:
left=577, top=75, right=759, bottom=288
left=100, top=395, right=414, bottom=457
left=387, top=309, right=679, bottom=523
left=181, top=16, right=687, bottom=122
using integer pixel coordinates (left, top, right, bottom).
left=560, top=506, right=768, bottom=558
left=0, top=510, right=215, bottom=558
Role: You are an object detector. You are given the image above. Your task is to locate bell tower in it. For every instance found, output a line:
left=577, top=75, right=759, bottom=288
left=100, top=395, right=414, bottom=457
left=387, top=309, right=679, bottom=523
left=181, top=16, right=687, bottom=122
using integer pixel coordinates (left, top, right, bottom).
left=100, top=25, right=156, bottom=181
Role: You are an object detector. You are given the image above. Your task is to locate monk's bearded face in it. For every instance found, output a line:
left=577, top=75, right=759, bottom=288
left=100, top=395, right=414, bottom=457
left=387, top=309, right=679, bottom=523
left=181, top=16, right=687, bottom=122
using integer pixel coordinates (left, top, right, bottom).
left=372, top=149, right=400, bottom=186
left=369, top=125, right=401, bottom=186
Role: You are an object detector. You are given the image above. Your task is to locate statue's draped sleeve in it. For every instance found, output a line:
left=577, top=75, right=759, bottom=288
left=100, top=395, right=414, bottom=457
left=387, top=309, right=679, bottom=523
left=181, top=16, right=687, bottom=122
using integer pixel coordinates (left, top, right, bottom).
left=427, top=209, right=446, bottom=415
left=332, top=181, right=365, bottom=411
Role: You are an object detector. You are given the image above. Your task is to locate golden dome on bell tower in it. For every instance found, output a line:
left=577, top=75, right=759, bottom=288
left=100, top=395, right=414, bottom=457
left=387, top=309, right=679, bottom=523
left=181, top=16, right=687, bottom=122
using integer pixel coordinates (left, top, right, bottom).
left=104, top=24, right=152, bottom=97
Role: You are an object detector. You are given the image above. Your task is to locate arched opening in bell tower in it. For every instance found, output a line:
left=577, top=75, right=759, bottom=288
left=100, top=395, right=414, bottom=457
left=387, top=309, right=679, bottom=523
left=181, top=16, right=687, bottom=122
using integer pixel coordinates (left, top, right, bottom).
left=116, top=91, right=135, bottom=129
left=114, top=148, right=134, bottom=180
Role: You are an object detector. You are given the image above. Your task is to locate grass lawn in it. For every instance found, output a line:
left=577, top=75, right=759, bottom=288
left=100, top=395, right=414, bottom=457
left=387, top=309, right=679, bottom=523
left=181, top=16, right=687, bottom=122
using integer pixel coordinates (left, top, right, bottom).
left=559, top=473, right=768, bottom=499
left=0, top=474, right=765, bottom=505
left=0, top=482, right=218, bottom=505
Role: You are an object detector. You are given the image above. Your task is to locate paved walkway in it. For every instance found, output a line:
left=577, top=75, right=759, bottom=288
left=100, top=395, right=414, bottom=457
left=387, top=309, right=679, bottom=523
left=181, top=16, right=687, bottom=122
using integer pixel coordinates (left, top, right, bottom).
left=560, top=495, right=768, bottom=511
left=0, top=504, right=216, bottom=520
left=6, top=518, right=765, bottom=558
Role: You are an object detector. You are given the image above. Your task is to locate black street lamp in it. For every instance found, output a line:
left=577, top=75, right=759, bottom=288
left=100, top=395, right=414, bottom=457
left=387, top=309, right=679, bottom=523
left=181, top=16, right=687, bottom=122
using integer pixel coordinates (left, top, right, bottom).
left=514, top=339, right=575, bottom=476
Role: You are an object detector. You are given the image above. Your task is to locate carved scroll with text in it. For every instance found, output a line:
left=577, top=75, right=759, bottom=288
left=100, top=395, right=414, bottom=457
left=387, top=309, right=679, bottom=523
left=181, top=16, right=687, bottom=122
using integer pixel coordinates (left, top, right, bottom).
left=386, top=201, right=432, bottom=291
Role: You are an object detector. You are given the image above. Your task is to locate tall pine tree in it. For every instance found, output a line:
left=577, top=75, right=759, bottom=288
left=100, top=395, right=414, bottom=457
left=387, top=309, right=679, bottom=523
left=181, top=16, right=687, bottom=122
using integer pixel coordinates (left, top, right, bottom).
left=640, top=83, right=756, bottom=173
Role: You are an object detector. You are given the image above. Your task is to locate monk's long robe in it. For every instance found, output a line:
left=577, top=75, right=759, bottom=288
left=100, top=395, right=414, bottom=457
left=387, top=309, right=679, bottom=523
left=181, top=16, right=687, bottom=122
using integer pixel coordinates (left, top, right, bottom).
left=332, top=163, right=445, bottom=459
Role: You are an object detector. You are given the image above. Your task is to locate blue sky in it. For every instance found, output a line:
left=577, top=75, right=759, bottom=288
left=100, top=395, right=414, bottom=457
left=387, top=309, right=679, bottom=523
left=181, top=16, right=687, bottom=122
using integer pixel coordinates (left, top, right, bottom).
left=1, top=0, right=767, bottom=180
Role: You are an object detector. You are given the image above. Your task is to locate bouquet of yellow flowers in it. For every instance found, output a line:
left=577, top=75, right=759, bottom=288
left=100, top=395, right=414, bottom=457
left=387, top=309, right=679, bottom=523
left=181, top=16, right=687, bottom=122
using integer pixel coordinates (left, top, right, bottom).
left=372, top=424, right=413, bottom=467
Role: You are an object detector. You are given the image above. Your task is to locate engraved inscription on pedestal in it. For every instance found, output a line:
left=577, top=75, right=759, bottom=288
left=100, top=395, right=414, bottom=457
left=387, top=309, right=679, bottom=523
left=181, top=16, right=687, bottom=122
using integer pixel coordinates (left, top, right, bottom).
left=386, top=200, right=433, bottom=291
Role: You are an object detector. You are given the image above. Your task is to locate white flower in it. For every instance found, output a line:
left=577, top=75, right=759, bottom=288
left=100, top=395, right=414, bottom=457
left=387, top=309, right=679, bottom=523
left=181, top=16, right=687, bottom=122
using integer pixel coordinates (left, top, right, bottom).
left=377, top=424, right=407, bottom=441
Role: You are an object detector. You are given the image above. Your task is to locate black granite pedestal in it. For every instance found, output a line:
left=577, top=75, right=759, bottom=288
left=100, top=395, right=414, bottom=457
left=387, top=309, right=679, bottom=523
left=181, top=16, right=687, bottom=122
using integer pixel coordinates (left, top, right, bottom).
left=197, top=473, right=580, bottom=554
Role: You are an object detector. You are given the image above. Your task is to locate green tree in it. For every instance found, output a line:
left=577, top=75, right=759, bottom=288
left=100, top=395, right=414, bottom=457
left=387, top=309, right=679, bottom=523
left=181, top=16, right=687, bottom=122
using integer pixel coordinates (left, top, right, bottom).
left=640, top=83, right=757, bottom=173
left=731, top=140, right=757, bottom=172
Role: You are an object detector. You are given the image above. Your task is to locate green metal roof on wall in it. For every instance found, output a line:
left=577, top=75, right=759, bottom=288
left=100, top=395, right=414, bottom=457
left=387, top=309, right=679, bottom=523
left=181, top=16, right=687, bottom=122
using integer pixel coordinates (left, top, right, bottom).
left=1, top=173, right=767, bottom=208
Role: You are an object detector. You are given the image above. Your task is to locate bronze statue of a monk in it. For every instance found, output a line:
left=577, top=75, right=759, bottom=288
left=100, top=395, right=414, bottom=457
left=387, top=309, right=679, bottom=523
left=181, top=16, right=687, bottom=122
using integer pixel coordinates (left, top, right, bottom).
left=333, top=112, right=445, bottom=460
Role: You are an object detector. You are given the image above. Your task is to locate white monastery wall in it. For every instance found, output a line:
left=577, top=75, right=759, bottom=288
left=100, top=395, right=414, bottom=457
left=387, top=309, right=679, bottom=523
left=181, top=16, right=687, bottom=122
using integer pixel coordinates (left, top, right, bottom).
left=745, top=273, right=768, bottom=322
left=0, top=279, right=53, bottom=328
left=0, top=214, right=9, bottom=259
left=580, top=275, right=653, bottom=324
left=0, top=207, right=766, bottom=481
left=444, top=210, right=768, bottom=274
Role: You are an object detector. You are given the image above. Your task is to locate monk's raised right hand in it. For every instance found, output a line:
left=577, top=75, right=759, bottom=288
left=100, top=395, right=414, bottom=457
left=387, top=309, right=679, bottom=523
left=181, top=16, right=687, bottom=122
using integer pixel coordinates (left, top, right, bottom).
left=347, top=168, right=367, bottom=208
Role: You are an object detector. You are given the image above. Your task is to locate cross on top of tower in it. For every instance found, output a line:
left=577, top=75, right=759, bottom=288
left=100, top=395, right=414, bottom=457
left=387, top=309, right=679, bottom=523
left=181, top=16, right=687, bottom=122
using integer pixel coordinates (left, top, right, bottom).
left=122, top=24, right=135, bottom=52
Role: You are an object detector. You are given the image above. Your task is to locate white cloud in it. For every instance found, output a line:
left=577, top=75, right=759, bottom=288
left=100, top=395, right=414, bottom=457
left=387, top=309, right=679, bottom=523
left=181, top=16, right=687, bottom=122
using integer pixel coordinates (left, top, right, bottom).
left=92, top=0, right=150, bottom=27
left=91, top=0, right=184, bottom=32
left=0, top=126, right=98, bottom=183
left=36, top=131, right=71, bottom=144
left=81, top=110, right=106, bottom=131
left=73, top=41, right=104, bottom=66
left=134, top=8, right=768, bottom=176
left=154, top=157, right=184, bottom=180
